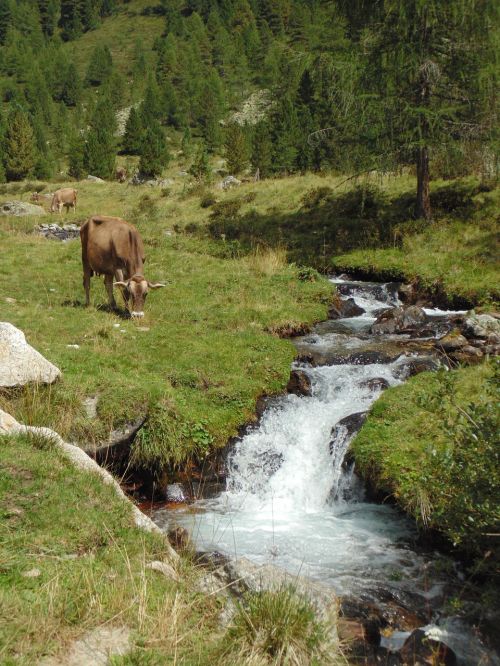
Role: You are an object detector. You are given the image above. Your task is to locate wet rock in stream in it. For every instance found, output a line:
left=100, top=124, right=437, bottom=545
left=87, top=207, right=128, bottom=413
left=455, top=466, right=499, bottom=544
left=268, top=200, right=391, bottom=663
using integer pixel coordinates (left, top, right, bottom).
left=286, top=369, right=312, bottom=396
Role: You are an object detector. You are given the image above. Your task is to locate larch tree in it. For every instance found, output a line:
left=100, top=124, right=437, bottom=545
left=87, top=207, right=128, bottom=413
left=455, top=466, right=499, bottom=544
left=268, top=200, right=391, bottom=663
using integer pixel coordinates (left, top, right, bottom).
left=351, top=0, right=498, bottom=219
left=224, top=123, right=250, bottom=174
left=3, top=107, right=36, bottom=180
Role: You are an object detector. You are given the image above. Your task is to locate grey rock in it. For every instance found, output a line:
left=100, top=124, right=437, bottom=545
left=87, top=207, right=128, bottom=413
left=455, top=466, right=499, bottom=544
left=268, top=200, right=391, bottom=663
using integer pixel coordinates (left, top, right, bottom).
left=437, top=332, right=468, bottom=352
left=86, top=174, right=105, bottom=183
left=0, top=322, right=61, bottom=387
left=398, top=628, right=457, bottom=666
left=0, top=201, right=46, bottom=216
left=39, top=626, right=131, bottom=666
left=462, top=314, right=500, bottom=339
left=82, top=396, right=98, bottom=419
left=217, top=175, right=241, bottom=191
left=146, top=560, right=179, bottom=581
left=372, top=306, right=426, bottom=335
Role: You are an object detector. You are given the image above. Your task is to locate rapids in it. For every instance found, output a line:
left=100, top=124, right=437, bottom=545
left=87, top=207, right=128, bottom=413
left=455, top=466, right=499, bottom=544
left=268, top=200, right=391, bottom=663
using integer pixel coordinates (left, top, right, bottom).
left=153, top=277, right=498, bottom=665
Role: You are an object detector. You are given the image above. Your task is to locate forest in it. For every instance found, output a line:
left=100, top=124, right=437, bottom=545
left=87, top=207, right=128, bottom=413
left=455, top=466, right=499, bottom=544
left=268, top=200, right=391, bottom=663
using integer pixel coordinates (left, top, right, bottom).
left=0, top=0, right=497, bottom=219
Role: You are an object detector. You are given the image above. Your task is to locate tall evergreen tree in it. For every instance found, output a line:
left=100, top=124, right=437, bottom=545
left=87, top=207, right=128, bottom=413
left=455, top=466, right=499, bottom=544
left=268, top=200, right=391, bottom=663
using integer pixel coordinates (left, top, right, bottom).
left=83, top=96, right=116, bottom=178
left=251, top=121, right=273, bottom=177
left=138, top=121, right=170, bottom=177
left=122, top=106, right=143, bottom=155
left=68, top=131, right=86, bottom=179
left=3, top=107, right=36, bottom=180
left=224, top=123, right=250, bottom=174
left=37, top=0, right=60, bottom=37
left=85, top=44, right=113, bottom=86
left=347, top=0, right=498, bottom=219
left=61, top=63, right=82, bottom=107
left=0, top=0, right=12, bottom=45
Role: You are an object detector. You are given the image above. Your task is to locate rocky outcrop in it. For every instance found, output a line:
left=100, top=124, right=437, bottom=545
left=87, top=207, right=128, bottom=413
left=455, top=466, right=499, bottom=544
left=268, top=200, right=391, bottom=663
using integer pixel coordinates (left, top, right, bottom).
left=0, top=201, right=46, bottom=216
left=462, top=313, right=500, bottom=339
left=217, top=175, right=241, bottom=190
left=86, top=175, right=106, bottom=183
left=0, top=323, right=60, bottom=387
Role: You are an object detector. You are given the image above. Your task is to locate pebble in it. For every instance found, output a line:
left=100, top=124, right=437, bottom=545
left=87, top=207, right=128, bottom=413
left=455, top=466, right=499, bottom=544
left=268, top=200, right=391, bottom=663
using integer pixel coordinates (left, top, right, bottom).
left=23, top=568, right=41, bottom=578
left=67, top=344, right=80, bottom=349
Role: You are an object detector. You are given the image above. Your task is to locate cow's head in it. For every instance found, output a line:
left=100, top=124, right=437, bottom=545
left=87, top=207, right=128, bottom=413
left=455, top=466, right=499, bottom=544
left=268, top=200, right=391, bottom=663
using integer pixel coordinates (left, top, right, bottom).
left=30, top=192, right=40, bottom=202
left=114, top=275, right=165, bottom=318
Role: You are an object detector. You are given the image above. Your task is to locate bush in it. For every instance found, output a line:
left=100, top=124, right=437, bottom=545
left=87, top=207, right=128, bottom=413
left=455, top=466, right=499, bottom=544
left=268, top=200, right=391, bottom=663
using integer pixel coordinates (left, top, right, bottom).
left=200, top=192, right=217, bottom=208
left=208, top=199, right=243, bottom=237
left=300, top=186, right=333, bottom=210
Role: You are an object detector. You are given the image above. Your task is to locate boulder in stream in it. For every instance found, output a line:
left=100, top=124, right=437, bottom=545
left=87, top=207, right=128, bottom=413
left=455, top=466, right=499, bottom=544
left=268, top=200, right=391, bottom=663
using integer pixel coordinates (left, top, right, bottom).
left=328, top=297, right=366, bottom=319
left=398, top=628, right=457, bottom=666
left=371, top=306, right=427, bottom=335
left=287, top=369, right=312, bottom=396
left=462, top=314, right=500, bottom=339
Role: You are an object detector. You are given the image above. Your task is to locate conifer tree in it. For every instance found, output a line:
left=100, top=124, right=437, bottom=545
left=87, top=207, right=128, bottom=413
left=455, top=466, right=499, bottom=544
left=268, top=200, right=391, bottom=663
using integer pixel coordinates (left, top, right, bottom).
left=59, top=0, right=82, bottom=40
left=189, top=142, right=211, bottom=181
left=224, top=123, right=250, bottom=174
left=83, top=96, right=116, bottom=178
left=32, top=113, right=55, bottom=179
left=270, top=95, right=300, bottom=173
left=37, top=0, right=60, bottom=37
left=0, top=0, right=12, bottom=44
left=122, top=106, right=143, bottom=155
left=85, top=45, right=113, bottom=86
left=140, top=76, right=163, bottom=124
left=3, top=107, right=36, bottom=180
left=61, top=63, right=82, bottom=107
left=251, top=121, right=273, bottom=178
left=68, top=132, right=86, bottom=179
left=138, top=121, right=170, bottom=177
left=181, top=126, right=192, bottom=159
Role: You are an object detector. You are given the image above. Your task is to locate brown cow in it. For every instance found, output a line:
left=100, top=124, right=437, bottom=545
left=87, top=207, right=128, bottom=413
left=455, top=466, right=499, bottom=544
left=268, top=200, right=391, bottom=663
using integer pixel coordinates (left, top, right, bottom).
left=80, top=216, right=165, bottom=318
left=115, top=167, right=127, bottom=183
left=51, top=188, right=77, bottom=214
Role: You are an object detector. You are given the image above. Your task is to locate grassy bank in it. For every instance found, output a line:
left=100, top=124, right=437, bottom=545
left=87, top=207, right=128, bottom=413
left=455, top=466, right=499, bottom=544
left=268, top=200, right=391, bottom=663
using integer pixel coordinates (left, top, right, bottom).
left=0, top=179, right=331, bottom=470
left=351, top=361, right=499, bottom=559
left=333, top=181, right=499, bottom=307
left=0, top=431, right=220, bottom=664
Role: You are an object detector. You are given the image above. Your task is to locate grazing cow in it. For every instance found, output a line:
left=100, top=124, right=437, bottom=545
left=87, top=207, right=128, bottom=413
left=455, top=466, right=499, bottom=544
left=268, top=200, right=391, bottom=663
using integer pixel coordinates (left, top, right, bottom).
left=30, top=192, right=53, bottom=207
left=50, top=188, right=77, bottom=214
left=115, top=167, right=127, bottom=183
left=80, top=215, right=165, bottom=318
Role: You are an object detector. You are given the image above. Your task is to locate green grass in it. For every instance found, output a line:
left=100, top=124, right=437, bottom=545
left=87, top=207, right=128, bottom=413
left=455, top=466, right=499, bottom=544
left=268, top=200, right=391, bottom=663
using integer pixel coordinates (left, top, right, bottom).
left=0, top=179, right=331, bottom=469
left=351, top=361, right=500, bottom=556
left=0, top=432, right=222, bottom=664
left=333, top=182, right=499, bottom=307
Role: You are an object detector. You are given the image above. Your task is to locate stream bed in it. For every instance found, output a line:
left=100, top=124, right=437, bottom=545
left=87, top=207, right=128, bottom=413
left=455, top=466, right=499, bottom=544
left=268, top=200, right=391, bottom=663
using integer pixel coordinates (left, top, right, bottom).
left=153, top=277, right=498, bottom=665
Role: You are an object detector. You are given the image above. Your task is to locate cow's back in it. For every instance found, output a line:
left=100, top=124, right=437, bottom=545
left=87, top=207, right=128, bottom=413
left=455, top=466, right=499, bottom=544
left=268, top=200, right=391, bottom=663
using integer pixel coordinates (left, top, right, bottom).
left=81, top=216, right=144, bottom=277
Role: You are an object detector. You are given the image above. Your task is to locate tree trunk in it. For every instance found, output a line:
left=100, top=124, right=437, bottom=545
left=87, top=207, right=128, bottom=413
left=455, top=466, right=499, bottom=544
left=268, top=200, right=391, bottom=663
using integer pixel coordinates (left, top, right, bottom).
left=416, top=146, right=431, bottom=220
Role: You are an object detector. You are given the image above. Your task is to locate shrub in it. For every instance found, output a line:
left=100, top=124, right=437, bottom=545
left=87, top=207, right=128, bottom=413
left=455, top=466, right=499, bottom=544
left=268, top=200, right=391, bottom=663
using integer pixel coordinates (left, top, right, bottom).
left=300, top=186, right=333, bottom=210
left=200, top=192, right=217, bottom=208
left=208, top=199, right=243, bottom=237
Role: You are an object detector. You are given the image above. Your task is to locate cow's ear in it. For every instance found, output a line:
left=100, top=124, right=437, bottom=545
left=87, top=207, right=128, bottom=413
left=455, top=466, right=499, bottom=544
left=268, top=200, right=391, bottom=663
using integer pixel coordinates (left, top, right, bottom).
left=114, top=281, right=128, bottom=288
left=148, top=282, right=166, bottom=289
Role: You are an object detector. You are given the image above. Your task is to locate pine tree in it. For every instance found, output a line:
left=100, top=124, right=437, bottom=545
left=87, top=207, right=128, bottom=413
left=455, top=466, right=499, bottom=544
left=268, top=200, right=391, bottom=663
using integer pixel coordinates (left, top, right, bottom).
left=181, top=126, right=192, bottom=159
left=68, top=132, right=86, bottom=179
left=122, top=106, right=143, bottom=155
left=85, top=45, right=113, bottom=86
left=61, top=63, right=82, bottom=107
left=3, top=107, right=36, bottom=181
left=32, top=113, right=56, bottom=179
left=59, top=0, right=82, bottom=40
left=140, top=76, right=163, bottom=124
left=270, top=95, right=300, bottom=173
left=138, top=120, right=170, bottom=177
left=37, top=0, right=60, bottom=37
left=251, top=121, right=273, bottom=178
left=224, top=123, right=250, bottom=174
left=0, top=0, right=12, bottom=45
left=189, top=142, right=211, bottom=181
left=346, top=0, right=498, bottom=219
left=83, top=97, right=116, bottom=178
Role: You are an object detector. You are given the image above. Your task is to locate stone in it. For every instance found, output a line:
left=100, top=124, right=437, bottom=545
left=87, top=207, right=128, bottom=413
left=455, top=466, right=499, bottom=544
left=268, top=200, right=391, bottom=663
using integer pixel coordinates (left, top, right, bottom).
left=394, top=356, right=441, bottom=378
left=341, top=297, right=365, bottom=318
left=398, top=628, right=457, bottom=666
left=462, top=314, right=500, bottom=339
left=359, top=377, right=390, bottom=392
left=372, top=306, right=426, bottom=335
left=217, top=175, right=241, bottom=190
left=168, top=526, right=191, bottom=552
left=0, top=201, right=46, bottom=216
left=0, top=323, right=61, bottom=387
left=82, top=396, right=98, bottom=419
left=287, top=369, right=312, bottom=396
left=22, top=568, right=41, bottom=578
left=146, top=560, right=179, bottom=581
left=86, top=174, right=105, bottom=183
left=39, top=626, right=131, bottom=666
left=437, top=332, right=468, bottom=352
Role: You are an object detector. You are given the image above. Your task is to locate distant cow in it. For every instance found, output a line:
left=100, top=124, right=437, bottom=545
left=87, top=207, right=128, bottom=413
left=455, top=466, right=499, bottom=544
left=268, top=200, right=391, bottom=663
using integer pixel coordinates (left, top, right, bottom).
left=30, top=192, right=53, bottom=207
left=80, top=215, right=165, bottom=318
left=50, top=188, right=77, bottom=214
left=115, top=167, right=127, bottom=183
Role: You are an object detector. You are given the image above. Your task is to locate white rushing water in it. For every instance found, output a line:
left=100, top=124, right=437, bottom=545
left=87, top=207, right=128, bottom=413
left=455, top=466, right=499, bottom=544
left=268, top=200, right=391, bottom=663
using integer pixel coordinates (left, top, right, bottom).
left=153, top=278, right=498, bottom=665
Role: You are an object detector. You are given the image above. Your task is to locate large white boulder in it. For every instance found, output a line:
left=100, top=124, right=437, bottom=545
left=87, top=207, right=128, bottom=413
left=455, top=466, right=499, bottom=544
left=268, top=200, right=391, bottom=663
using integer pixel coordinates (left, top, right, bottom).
left=0, top=322, right=61, bottom=387
left=0, top=201, right=46, bottom=216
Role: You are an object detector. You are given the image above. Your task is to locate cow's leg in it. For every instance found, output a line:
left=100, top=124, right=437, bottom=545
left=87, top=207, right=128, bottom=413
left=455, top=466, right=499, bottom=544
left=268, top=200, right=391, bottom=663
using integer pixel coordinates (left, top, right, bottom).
left=105, top=274, right=117, bottom=309
left=58, top=202, right=63, bottom=214
left=83, top=269, right=91, bottom=306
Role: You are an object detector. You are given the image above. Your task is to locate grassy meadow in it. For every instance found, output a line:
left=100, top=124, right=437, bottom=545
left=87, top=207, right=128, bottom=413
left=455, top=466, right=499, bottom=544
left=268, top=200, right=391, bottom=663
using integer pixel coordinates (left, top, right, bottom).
left=0, top=175, right=333, bottom=470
